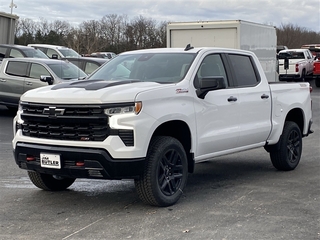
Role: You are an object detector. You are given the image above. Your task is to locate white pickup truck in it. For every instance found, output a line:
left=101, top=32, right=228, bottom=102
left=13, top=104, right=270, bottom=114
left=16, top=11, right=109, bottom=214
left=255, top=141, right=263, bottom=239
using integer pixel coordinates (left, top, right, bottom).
left=12, top=46, right=313, bottom=207
left=278, top=48, right=315, bottom=81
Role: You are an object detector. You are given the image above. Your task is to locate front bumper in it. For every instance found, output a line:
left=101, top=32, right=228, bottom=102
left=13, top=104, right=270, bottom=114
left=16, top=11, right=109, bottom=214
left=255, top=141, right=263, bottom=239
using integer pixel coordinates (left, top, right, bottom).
left=14, top=142, right=146, bottom=180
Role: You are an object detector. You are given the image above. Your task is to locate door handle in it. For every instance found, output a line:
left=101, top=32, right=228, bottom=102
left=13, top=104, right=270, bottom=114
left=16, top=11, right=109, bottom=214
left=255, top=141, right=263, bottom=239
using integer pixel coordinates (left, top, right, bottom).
left=0, top=79, right=6, bottom=82
left=261, top=94, right=269, bottom=99
left=26, top=82, right=33, bottom=86
left=227, top=96, right=237, bottom=102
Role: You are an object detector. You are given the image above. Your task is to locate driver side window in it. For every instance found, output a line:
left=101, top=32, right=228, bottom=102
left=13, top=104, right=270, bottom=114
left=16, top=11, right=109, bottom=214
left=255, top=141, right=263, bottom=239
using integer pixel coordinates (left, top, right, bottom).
left=29, top=63, right=50, bottom=79
left=194, top=54, right=228, bottom=88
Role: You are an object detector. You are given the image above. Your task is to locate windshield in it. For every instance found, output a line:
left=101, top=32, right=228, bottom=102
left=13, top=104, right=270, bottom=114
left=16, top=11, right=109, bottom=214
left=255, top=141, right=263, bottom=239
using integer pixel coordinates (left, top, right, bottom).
left=88, top=53, right=196, bottom=83
left=48, top=62, right=87, bottom=80
left=59, top=49, right=81, bottom=58
left=278, top=51, right=305, bottom=60
left=24, top=49, right=49, bottom=58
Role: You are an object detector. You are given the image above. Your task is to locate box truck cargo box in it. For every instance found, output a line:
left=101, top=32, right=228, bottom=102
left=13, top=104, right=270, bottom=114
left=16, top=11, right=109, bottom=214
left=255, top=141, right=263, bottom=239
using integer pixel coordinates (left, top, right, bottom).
left=167, top=20, right=277, bottom=82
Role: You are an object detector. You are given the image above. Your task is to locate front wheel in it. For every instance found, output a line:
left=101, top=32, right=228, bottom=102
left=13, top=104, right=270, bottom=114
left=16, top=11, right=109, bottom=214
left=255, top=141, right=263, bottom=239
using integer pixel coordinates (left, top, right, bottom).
left=135, top=136, right=188, bottom=207
left=269, top=121, right=302, bottom=171
left=28, top=171, right=76, bottom=191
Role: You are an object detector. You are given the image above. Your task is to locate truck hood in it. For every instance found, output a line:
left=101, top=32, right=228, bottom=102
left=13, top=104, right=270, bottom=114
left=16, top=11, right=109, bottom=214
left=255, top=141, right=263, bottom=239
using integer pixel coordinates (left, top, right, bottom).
left=21, top=79, right=170, bottom=104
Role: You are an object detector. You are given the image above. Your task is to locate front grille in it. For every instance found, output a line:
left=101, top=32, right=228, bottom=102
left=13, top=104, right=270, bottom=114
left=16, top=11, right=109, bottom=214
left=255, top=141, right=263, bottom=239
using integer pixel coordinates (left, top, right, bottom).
left=20, top=102, right=134, bottom=145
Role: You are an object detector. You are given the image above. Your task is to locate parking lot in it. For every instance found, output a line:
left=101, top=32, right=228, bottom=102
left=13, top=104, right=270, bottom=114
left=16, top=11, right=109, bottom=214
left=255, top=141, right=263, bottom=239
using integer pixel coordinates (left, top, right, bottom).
left=0, top=80, right=319, bottom=240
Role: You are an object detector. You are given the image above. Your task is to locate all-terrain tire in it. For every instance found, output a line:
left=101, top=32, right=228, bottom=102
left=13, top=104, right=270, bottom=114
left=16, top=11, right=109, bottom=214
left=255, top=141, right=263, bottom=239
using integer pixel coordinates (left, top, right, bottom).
left=135, top=136, right=188, bottom=207
left=300, top=69, right=306, bottom=82
left=269, top=121, right=302, bottom=171
left=28, top=171, right=76, bottom=191
left=315, top=78, right=320, bottom=88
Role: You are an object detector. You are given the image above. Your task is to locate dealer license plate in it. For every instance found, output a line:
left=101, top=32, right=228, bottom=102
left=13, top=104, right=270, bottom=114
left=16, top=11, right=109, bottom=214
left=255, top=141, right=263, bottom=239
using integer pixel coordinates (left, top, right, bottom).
left=40, top=153, right=61, bottom=169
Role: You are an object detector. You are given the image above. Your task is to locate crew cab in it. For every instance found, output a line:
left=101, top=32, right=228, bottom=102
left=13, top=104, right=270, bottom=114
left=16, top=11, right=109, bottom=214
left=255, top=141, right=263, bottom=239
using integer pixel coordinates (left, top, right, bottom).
left=12, top=46, right=313, bottom=207
left=278, top=48, right=315, bottom=81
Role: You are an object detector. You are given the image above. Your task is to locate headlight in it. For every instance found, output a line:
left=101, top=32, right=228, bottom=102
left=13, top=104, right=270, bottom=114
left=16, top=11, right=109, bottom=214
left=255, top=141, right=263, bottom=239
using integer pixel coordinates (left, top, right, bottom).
left=104, top=102, right=142, bottom=116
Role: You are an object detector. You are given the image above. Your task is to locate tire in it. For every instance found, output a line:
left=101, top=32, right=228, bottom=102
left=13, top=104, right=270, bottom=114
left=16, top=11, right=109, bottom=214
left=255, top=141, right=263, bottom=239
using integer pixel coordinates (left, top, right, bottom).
left=28, top=171, right=76, bottom=191
left=315, top=78, right=320, bottom=88
left=300, top=69, right=306, bottom=82
left=135, top=136, right=188, bottom=207
left=269, top=121, right=302, bottom=171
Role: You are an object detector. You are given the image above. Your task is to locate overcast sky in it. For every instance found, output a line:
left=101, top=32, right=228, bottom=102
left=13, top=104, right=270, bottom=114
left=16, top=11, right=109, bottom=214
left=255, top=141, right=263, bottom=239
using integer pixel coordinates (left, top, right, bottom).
left=1, top=0, right=319, bottom=32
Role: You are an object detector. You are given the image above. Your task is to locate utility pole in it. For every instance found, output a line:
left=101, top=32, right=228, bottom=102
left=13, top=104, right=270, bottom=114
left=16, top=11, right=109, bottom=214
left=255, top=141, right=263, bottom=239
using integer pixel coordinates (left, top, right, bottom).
left=8, top=0, right=17, bottom=43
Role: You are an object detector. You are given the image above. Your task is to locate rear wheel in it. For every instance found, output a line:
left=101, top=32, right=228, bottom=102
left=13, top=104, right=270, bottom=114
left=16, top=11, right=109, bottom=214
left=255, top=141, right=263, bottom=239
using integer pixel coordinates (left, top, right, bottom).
left=315, top=77, right=320, bottom=87
left=269, top=121, right=302, bottom=171
left=28, top=171, right=76, bottom=191
left=135, top=136, right=188, bottom=207
left=300, top=69, right=306, bottom=82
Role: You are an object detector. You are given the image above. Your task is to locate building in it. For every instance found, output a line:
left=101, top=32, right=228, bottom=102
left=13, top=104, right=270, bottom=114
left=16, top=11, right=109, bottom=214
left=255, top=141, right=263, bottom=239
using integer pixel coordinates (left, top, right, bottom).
left=0, top=11, right=19, bottom=44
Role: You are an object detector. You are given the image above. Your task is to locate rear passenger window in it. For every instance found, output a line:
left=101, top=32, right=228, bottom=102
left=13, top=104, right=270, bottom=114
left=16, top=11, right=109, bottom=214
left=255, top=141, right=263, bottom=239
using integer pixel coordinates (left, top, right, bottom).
left=228, top=54, right=259, bottom=87
left=6, top=62, right=28, bottom=77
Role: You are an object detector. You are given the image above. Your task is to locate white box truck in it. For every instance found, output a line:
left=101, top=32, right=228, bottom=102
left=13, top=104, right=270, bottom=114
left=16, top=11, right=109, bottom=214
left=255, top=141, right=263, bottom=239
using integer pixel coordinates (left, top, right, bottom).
left=167, top=20, right=277, bottom=82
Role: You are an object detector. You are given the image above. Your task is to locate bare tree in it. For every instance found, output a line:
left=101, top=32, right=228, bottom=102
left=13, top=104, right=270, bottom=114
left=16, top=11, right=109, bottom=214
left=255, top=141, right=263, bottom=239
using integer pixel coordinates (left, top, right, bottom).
left=277, top=23, right=320, bottom=48
left=16, top=16, right=320, bottom=53
left=78, top=20, right=102, bottom=54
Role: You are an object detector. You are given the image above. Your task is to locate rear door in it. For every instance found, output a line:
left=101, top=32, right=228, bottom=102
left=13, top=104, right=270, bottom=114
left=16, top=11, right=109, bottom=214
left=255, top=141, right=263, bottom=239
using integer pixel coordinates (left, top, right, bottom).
left=226, top=53, right=272, bottom=147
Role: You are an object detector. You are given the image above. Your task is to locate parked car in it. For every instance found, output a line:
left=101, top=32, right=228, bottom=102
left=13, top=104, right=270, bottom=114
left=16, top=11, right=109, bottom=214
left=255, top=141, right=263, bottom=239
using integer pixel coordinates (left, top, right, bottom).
left=28, top=44, right=81, bottom=59
left=90, top=52, right=116, bottom=59
left=278, top=48, right=315, bottom=81
left=62, top=57, right=109, bottom=74
left=0, top=44, right=49, bottom=62
left=0, top=58, right=87, bottom=109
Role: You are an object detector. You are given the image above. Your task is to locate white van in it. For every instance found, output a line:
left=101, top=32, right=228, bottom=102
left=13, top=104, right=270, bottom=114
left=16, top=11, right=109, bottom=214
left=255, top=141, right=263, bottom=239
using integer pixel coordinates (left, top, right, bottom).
left=28, top=44, right=81, bottom=59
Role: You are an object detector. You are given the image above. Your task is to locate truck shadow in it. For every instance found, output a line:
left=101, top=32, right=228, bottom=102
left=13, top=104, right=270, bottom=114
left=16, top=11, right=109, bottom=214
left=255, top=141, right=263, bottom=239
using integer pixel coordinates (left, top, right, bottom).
left=28, top=150, right=280, bottom=208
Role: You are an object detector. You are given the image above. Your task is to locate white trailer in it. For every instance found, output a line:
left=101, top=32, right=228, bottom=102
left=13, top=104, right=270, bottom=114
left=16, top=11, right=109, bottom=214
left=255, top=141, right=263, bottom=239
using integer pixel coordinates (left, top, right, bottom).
left=167, top=20, right=277, bottom=82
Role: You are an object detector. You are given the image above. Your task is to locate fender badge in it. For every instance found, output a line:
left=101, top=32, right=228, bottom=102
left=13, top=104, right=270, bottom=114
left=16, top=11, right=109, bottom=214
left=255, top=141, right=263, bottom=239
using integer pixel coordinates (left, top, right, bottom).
left=176, top=88, right=189, bottom=94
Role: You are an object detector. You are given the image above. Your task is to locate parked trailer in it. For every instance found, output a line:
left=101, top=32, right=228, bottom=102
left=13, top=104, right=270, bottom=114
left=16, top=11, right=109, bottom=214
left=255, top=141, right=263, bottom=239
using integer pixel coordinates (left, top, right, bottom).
left=167, top=20, right=277, bottom=82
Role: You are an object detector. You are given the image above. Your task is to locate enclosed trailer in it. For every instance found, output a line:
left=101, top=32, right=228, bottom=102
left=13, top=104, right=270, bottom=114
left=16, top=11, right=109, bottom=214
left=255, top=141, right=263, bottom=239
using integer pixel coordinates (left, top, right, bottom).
left=167, top=20, right=277, bottom=81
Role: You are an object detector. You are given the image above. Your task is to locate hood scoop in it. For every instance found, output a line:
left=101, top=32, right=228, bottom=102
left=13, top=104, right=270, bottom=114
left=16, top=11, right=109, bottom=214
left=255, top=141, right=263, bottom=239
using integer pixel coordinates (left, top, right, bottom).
left=52, top=79, right=142, bottom=91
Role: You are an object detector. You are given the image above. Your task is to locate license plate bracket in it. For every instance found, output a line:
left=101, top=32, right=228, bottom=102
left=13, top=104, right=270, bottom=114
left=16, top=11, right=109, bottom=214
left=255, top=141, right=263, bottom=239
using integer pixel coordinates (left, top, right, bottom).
left=40, top=153, right=61, bottom=169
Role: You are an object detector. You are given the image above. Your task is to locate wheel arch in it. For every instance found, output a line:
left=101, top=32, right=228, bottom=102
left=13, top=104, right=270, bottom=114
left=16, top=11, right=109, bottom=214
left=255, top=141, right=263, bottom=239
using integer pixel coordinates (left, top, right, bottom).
left=285, top=107, right=304, bottom=134
left=152, top=120, right=194, bottom=173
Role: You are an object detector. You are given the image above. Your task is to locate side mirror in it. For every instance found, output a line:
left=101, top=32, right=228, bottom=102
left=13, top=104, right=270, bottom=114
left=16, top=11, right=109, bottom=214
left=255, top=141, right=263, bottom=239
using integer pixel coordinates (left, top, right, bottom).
left=40, top=75, right=54, bottom=85
left=51, top=54, right=59, bottom=59
left=196, top=76, right=226, bottom=99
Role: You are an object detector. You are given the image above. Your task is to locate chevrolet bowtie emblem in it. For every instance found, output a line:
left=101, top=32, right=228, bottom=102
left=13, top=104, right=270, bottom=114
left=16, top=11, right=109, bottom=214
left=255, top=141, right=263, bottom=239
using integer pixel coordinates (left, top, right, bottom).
left=43, top=107, right=65, bottom=117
